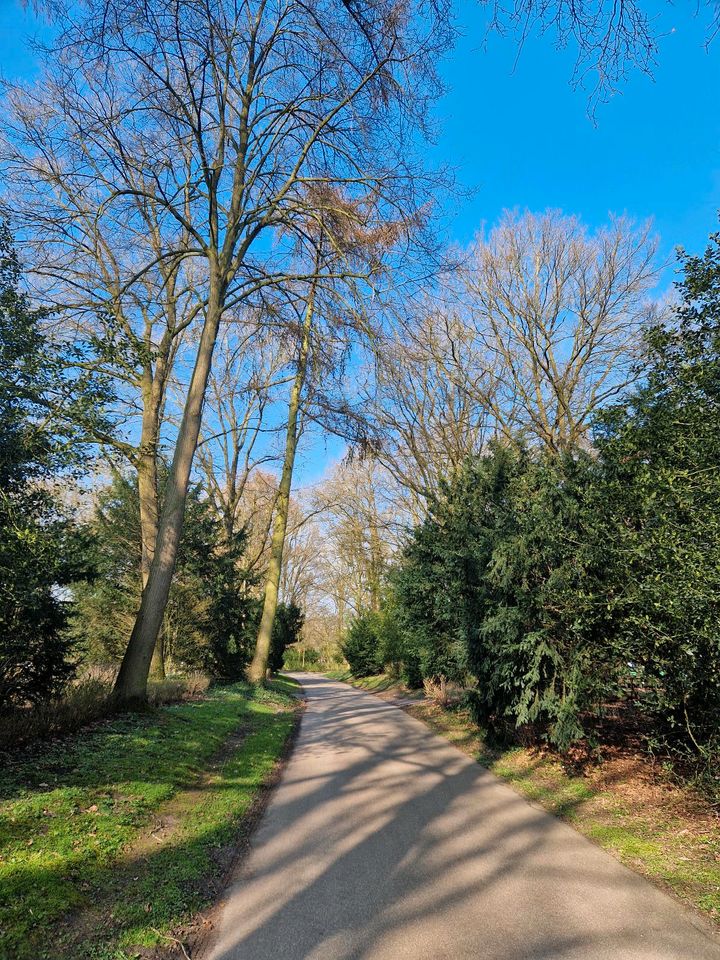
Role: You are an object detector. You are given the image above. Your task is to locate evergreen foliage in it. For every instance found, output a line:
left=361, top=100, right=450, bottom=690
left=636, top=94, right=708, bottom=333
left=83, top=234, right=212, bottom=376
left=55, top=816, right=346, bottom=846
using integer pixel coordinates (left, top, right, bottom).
left=0, top=225, right=104, bottom=709
left=367, top=233, right=720, bottom=756
left=70, top=473, right=262, bottom=680
left=268, top=602, right=305, bottom=673
left=595, top=232, right=720, bottom=752
left=70, top=473, right=307, bottom=682
left=342, top=611, right=385, bottom=677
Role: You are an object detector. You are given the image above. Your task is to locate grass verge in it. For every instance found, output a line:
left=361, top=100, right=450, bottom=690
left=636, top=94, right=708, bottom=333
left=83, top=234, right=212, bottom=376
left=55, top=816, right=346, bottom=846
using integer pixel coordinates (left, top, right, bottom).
left=0, top=676, right=301, bottom=960
left=331, top=672, right=720, bottom=928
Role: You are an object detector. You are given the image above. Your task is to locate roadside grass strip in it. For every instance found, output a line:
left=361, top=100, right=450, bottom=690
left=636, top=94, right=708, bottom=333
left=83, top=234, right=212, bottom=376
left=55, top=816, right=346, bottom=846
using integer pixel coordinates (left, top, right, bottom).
left=0, top=677, right=300, bottom=960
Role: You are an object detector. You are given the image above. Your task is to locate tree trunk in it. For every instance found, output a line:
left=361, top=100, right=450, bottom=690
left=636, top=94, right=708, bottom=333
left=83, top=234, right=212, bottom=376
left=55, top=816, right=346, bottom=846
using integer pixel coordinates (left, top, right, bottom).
left=137, top=423, right=165, bottom=680
left=368, top=489, right=382, bottom=613
left=113, top=284, right=224, bottom=705
left=247, top=289, right=315, bottom=683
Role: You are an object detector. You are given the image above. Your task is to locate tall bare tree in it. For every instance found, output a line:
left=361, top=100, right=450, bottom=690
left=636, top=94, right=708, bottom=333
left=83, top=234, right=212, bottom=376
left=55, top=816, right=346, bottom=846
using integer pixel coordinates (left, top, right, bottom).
left=463, top=210, right=659, bottom=453
left=1, top=94, right=205, bottom=675
left=5, top=0, right=449, bottom=701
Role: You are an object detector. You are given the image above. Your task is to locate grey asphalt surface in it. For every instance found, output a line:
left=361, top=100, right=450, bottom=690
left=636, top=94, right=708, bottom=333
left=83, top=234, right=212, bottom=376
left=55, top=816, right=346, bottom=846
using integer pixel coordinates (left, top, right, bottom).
left=206, top=673, right=720, bottom=960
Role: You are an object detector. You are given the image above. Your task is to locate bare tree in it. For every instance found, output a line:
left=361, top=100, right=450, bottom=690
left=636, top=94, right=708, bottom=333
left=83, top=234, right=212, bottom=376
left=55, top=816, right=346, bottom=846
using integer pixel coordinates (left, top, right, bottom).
left=4, top=0, right=449, bottom=702
left=279, top=497, right=326, bottom=611
left=463, top=210, right=659, bottom=453
left=311, top=458, right=398, bottom=641
left=196, top=319, right=288, bottom=547
left=1, top=89, right=205, bottom=676
left=370, top=305, right=497, bottom=517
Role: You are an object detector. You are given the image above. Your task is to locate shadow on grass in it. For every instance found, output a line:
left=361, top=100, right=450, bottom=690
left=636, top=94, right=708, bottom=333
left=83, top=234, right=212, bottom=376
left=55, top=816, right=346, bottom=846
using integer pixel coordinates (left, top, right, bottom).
left=0, top=685, right=298, bottom=960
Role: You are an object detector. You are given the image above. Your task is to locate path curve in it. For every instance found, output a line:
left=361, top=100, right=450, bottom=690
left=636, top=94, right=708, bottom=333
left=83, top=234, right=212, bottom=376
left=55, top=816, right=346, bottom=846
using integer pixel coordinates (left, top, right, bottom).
left=206, top=673, right=720, bottom=960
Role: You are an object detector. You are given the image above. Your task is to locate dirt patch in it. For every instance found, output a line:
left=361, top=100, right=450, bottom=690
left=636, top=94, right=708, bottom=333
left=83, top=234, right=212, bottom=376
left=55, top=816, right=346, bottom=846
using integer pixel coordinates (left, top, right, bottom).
left=125, top=723, right=255, bottom=869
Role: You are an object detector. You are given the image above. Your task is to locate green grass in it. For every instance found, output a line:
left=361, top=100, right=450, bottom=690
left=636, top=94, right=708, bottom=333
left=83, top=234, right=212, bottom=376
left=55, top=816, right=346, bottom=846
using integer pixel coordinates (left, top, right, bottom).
left=0, top=677, right=300, bottom=960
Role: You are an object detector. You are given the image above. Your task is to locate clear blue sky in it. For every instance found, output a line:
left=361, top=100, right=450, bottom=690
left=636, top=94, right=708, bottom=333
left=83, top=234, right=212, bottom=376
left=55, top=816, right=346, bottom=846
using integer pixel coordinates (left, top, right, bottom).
left=431, top=0, right=720, bottom=259
left=1, top=0, right=719, bottom=482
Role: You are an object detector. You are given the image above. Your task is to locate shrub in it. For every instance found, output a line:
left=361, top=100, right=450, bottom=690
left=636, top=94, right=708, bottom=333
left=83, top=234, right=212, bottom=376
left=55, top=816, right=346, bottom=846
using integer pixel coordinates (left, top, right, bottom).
left=342, top=611, right=384, bottom=677
left=0, top=224, right=102, bottom=710
left=393, top=446, right=522, bottom=690
left=269, top=602, right=305, bottom=673
left=386, top=229, right=720, bottom=757
left=594, top=231, right=720, bottom=752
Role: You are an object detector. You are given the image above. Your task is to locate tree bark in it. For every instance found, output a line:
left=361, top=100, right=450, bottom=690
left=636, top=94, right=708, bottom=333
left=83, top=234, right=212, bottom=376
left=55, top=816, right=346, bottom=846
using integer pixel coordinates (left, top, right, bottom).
left=113, top=280, right=224, bottom=705
left=137, top=405, right=165, bottom=680
left=247, top=288, right=315, bottom=683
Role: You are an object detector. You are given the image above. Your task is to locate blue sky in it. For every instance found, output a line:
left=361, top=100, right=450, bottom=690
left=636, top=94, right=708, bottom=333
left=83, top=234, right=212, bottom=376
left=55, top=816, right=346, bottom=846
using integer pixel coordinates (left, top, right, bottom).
left=433, top=0, right=720, bottom=259
left=1, top=0, right=719, bottom=483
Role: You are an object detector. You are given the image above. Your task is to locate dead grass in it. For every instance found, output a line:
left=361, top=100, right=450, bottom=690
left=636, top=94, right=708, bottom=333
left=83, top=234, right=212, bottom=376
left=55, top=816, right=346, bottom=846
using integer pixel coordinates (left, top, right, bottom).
left=0, top=670, right=211, bottom=751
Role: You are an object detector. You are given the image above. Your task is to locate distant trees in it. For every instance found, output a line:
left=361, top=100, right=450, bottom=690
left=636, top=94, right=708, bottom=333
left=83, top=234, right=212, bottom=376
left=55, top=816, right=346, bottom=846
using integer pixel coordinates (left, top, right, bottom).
left=367, top=211, right=659, bottom=523
left=371, top=308, right=494, bottom=517
left=315, top=459, right=396, bottom=619
left=463, top=211, right=658, bottom=452
left=197, top=322, right=287, bottom=550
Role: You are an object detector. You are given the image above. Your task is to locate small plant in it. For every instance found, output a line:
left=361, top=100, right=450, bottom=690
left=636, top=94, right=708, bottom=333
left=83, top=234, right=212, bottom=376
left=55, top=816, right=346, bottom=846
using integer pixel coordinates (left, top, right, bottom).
left=423, top=675, right=449, bottom=706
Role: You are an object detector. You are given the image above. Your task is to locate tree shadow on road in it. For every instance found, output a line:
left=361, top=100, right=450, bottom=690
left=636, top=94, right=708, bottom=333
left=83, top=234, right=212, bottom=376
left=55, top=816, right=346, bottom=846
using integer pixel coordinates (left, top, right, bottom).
left=206, top=674, right=720, bottom=960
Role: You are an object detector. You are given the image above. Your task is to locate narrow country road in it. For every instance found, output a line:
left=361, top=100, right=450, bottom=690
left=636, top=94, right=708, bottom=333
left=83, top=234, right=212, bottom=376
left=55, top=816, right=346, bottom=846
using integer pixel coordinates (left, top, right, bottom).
left=206, top=674, right=720, bottom=960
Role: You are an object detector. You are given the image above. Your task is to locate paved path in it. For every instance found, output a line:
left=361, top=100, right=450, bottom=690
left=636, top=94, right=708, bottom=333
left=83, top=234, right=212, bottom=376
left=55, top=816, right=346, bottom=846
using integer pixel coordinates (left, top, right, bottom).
left=206, top=674, right=720, bottom=960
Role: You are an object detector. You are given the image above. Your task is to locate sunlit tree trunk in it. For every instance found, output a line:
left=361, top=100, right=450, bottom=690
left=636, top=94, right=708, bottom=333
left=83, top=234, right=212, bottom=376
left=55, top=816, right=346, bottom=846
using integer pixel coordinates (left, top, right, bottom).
left=247, top=287, right=315, bottom=683
left=113, top=279, right=224, bottom=704
left=137, top=385, right=166, bottom=679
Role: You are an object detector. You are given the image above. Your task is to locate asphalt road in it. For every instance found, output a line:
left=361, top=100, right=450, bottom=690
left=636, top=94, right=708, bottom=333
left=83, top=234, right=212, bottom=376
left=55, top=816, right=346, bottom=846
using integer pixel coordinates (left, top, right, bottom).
left=205, top=673, right=720, bottom=960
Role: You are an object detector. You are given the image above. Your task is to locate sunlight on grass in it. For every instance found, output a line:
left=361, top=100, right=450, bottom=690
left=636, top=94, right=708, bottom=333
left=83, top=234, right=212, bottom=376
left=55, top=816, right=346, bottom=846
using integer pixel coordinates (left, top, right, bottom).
left=0, top=680, right=299, bottom=960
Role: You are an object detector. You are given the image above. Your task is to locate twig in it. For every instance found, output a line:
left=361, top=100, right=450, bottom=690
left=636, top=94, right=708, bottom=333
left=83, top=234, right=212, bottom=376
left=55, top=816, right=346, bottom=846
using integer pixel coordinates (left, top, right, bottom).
left=149, top=927, right=192, bottom=959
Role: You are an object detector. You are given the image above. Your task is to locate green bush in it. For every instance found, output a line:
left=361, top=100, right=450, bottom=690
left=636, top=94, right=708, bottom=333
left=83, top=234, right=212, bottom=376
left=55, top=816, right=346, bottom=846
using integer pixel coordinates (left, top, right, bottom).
left=342, top=611, right=384, bottom=677
left=69, top=473, right=262, bottom=682
left=594, top=231, right=720, bottom=752
left=393, top=446, right=519, bottom=690
left=470, top=450, right=623, bottom=748
left=0, top=224, right=104, bottom=710
left=269, top=602, right=305, bottom=673
left=387, top=230, right=720, bottom=757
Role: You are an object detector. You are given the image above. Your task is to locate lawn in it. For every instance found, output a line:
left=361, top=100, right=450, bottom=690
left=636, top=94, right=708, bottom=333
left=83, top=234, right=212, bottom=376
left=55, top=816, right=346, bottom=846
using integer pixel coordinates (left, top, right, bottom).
left=331, top=672, right=720, bottom=928
left=0, top=677, right=301, bottom=960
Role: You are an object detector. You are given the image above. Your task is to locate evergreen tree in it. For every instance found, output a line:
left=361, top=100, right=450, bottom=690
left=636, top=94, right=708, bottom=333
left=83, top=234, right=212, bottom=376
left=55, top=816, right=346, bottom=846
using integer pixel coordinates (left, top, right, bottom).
left=596, top=231, right=720, bottom=751
left=0, top=224, right=103, bottom=708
